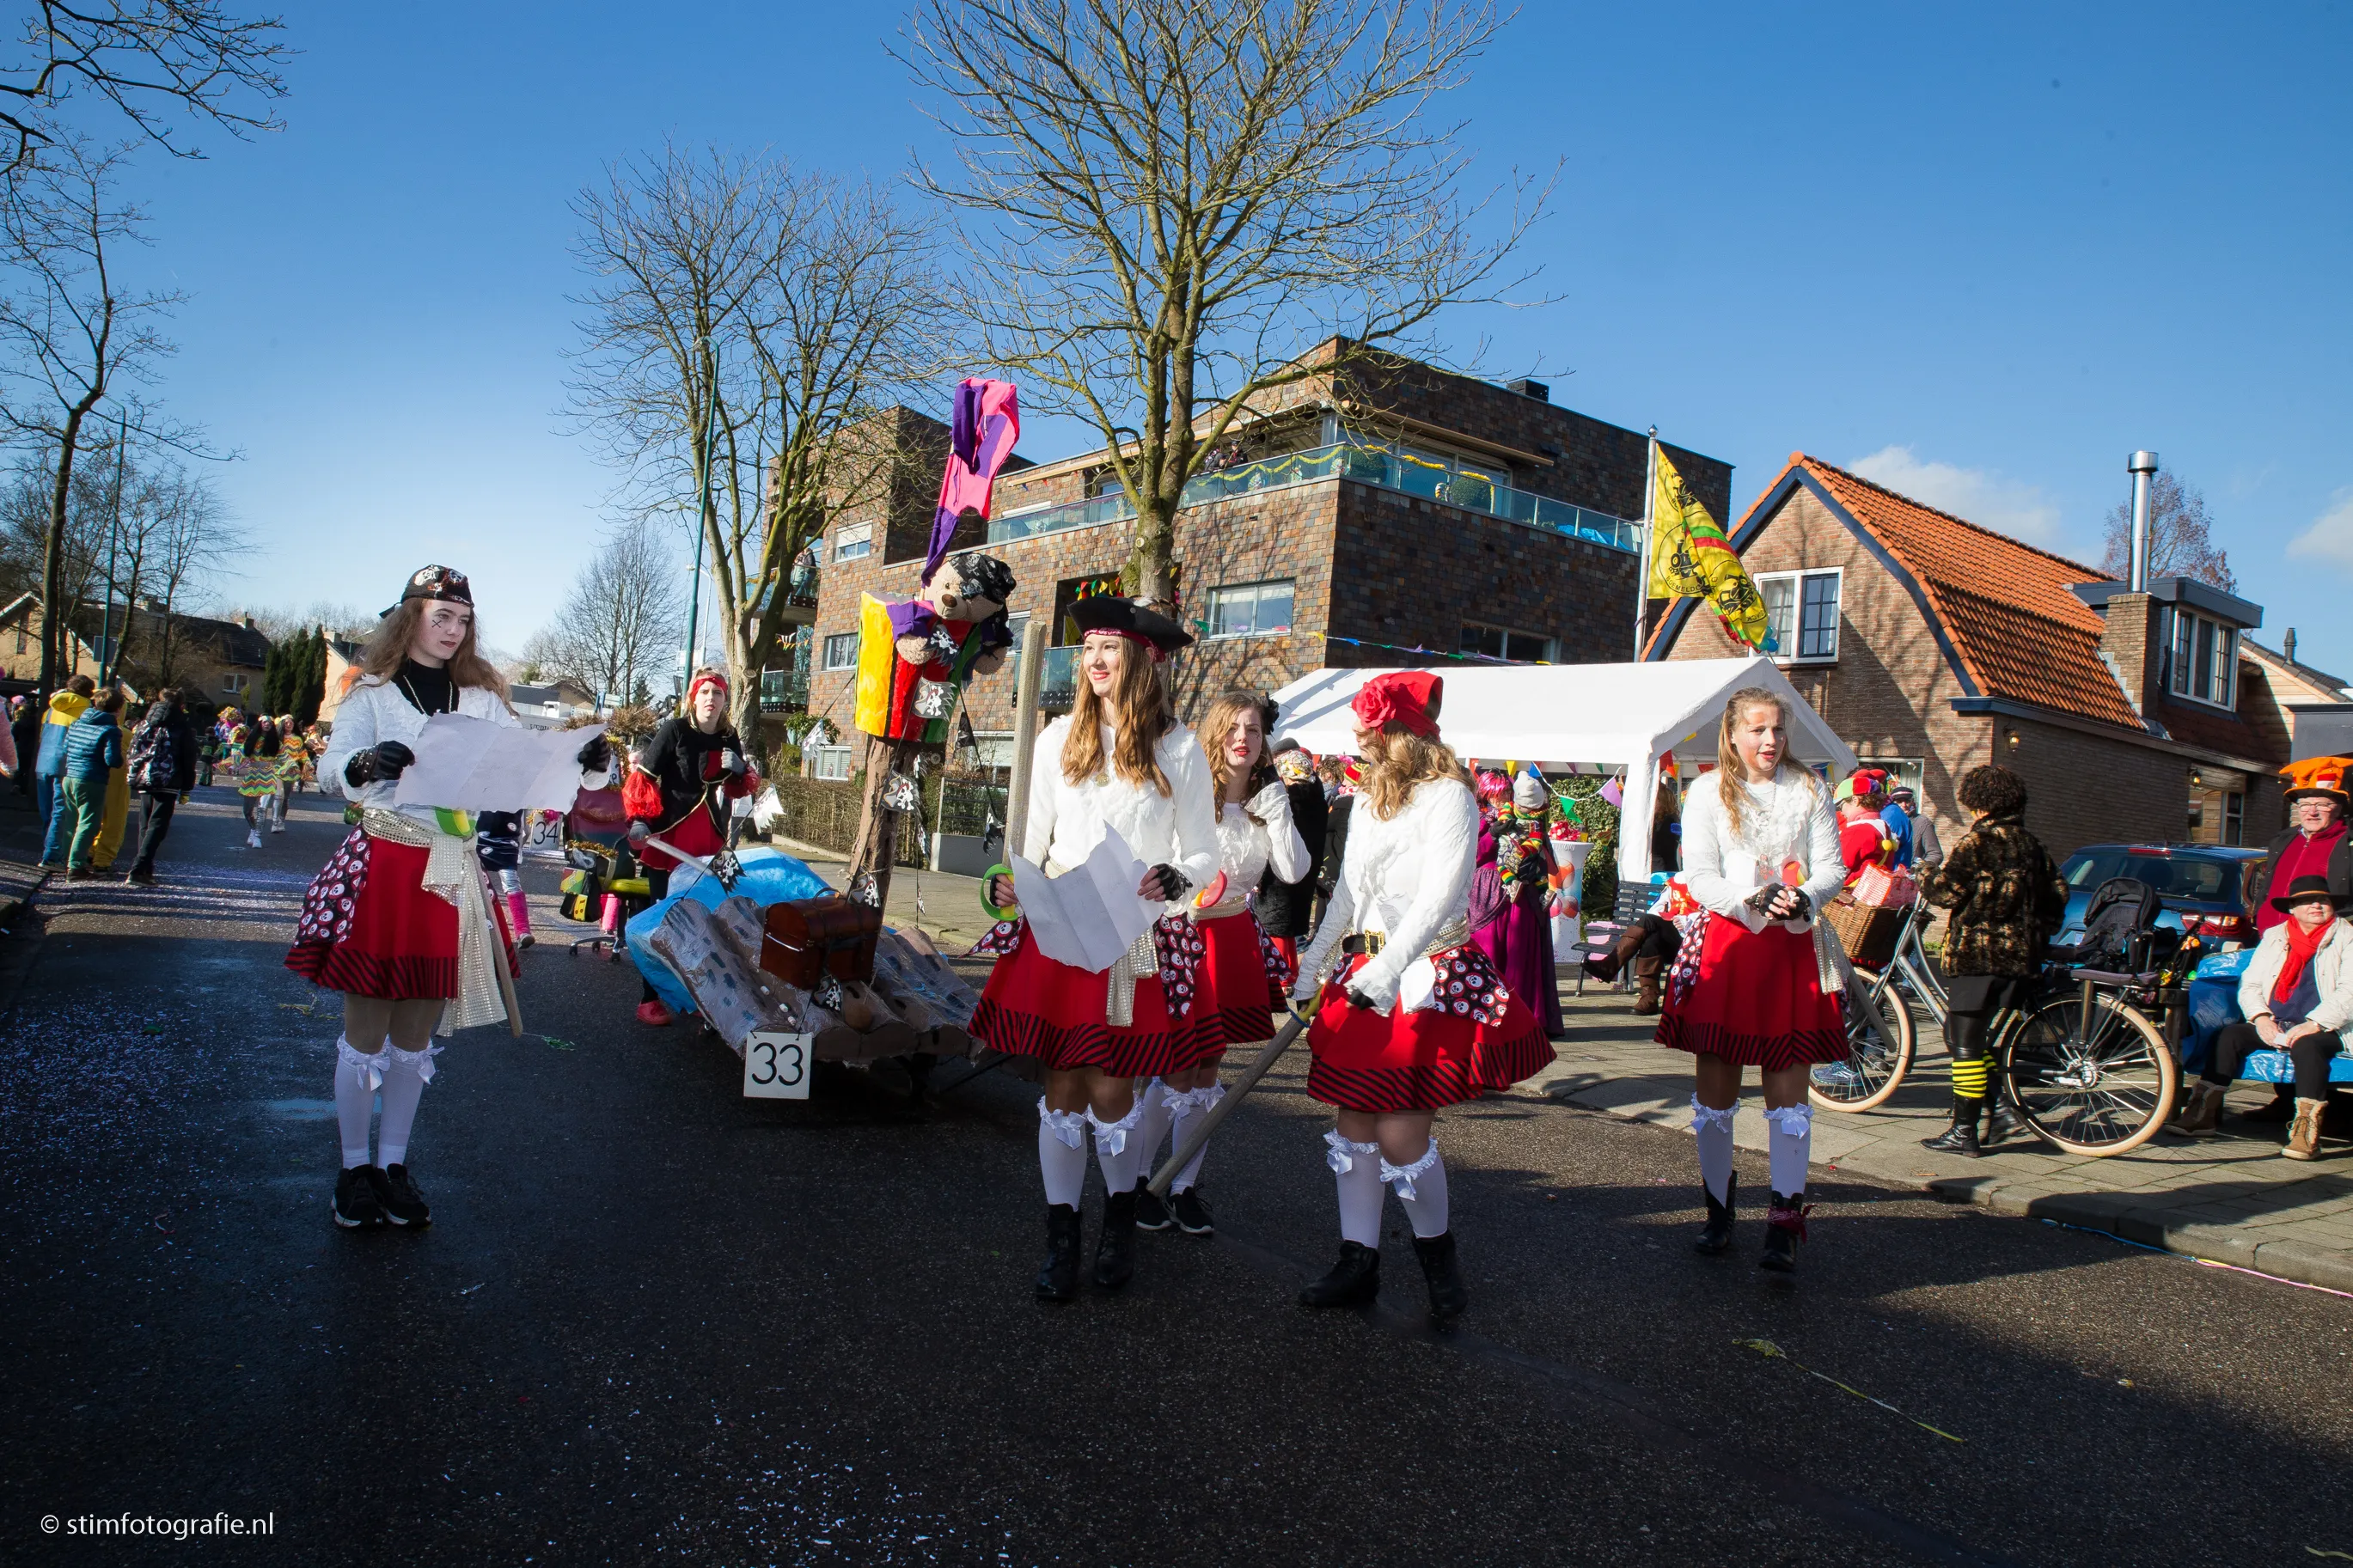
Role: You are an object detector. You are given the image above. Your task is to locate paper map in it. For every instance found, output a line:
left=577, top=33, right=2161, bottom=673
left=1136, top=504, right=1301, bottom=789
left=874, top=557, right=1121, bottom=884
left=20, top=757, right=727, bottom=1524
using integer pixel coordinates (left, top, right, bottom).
left=391, top=715, right=606, bottom=815
left=1009, top=825, right=1154, bottom=973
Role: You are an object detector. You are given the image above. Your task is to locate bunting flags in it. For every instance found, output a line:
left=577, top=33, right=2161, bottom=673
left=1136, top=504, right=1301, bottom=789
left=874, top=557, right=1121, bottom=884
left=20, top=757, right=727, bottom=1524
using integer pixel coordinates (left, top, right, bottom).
left=1647, top=447, right=1777, bottom=653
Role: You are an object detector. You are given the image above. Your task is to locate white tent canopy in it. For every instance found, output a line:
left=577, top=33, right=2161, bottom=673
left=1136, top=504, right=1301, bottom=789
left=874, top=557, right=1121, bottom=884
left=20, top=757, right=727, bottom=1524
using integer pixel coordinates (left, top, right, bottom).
left=1268, top=656, right=1857, bottom=885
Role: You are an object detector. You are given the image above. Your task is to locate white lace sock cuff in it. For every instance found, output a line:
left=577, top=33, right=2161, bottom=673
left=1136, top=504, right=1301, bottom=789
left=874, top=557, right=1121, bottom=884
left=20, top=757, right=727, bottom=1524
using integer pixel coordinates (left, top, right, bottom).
left=1690, top=1095, right=1737, bottom=1133
left=1037, top=1100, right=1087, bottom=1150
left=1378, top=1139, right=1442, bottom=1202
left=384, top=1042, right=443, bottom=1084
left=337, top=1036, right=386, bottom=1091
left=1323, top=1129, right=1380, bottom=1174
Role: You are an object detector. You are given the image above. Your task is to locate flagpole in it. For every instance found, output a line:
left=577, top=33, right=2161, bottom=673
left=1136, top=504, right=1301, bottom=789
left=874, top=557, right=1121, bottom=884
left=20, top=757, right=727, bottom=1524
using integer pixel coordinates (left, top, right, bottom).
left=1635, top=427, right=1657, bottom=660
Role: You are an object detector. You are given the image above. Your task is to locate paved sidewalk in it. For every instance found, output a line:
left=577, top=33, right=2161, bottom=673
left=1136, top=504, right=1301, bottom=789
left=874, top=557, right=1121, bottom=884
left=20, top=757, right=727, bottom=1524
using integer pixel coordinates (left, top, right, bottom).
left=1538, top=976, right=2353, bottom=1292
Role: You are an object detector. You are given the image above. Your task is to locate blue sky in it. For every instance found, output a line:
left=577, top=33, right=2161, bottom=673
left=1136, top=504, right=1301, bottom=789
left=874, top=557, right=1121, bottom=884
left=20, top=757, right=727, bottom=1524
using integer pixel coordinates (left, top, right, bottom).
left=107, top=3, right=2353, bottom=669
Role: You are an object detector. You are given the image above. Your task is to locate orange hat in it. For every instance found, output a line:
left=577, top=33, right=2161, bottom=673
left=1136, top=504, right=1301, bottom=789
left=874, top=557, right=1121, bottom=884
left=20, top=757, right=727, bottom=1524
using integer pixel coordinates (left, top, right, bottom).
left=2281, top=755, right=2353, bottom=805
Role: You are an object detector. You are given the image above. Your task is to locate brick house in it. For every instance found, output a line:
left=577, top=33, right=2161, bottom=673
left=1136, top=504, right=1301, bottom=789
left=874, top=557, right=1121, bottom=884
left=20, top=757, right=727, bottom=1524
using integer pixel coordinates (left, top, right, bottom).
left=0, top=592, right=106, bottom=691
left=1646, top=454, right=2289, bottom=858
left=796, top=341, right=1731, bottom=772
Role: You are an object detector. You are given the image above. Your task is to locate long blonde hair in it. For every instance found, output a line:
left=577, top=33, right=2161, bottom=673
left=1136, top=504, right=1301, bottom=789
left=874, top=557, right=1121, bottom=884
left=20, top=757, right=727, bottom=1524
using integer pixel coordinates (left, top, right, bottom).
left=345, top=597, right=513, bottom=710
left=1361, top=724, right=1470, bottom=821
left=1714, top=686, right=1814, bottom=839
left=1061, top=638, right=1173, bottom=795
left=1199, top=689, right=1274, bottom=806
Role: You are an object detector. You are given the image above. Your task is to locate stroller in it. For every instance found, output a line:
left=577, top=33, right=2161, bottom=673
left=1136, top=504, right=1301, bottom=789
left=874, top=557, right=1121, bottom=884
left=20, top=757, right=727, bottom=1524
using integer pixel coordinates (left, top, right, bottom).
left=560, top=785, right=655, bottom=961
left=2045, top=876, right=2169, bottom=973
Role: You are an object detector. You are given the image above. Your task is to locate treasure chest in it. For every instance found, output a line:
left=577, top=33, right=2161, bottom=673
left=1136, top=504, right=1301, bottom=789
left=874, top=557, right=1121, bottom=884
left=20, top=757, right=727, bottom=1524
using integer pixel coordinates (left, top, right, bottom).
left=761, top=894, right=882, bottom=987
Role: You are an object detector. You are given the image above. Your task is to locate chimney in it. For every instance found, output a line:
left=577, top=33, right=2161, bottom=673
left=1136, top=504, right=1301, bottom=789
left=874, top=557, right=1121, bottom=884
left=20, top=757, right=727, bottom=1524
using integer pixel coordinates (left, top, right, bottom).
left=2286, top=627, right=2299, bottom=665
left=2127, top=450, right=2159, bottom=590
left=1504, top=377, right=1549, bottom=403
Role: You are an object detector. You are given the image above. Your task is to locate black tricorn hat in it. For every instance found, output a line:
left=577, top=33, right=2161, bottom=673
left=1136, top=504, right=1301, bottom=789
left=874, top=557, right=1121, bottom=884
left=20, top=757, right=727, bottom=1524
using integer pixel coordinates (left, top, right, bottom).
left=383, top=564, right=474, bottom=619
left=1068, top=595, right=1192, bottom=658
left=2269, top=873, right=2353, bottom=915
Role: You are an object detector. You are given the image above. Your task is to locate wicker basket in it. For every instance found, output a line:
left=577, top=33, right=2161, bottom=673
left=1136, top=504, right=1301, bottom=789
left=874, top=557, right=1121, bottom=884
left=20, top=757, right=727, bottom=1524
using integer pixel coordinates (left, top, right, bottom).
left=1823, top=893, right=1903, bottom=969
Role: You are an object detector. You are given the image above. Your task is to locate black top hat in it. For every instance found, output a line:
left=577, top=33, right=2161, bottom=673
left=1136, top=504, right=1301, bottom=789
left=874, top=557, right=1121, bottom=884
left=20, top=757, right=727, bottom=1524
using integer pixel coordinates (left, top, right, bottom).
left=1067, top=595, right=1192, bottom=657
left=2269, top=873, right=2353, bottom=914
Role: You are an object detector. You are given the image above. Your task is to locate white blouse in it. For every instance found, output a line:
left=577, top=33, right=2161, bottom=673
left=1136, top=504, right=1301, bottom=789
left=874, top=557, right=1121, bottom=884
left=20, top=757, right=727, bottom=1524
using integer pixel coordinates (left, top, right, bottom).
left=324, top=677, right=601, bottom=831
left=1213, top=784, right=1312, bottom=900
left=1678, top=768, right=1844, bottom=931
left=1024, top=718, right=1219, bottom=908
left=1298, top=775, right=1478, bottom=1010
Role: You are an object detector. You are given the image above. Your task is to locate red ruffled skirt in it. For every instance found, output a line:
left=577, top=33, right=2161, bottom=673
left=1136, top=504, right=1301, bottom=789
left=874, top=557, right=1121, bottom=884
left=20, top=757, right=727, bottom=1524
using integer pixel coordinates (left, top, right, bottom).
left=1654, top=912, right=1846, bottom=1068
left=969, top=924, right=1195, bottom=1080
left=1305, top=949, right=1555, bottom=1113
left=1190, top=911, right=1283, bottom=1062
left=285, top=832, right=458, bottom=999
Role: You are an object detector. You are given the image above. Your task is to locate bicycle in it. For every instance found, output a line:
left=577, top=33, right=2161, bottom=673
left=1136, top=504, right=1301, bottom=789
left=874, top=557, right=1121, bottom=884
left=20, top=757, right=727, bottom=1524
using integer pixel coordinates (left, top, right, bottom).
left=1810, top=901, right=2181, bottom=1156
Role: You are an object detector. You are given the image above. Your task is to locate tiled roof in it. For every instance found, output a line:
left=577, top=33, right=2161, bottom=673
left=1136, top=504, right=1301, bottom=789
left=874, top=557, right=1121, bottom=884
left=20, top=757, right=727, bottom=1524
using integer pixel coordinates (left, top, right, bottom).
left=1775, top=454, right=2145, bottom=730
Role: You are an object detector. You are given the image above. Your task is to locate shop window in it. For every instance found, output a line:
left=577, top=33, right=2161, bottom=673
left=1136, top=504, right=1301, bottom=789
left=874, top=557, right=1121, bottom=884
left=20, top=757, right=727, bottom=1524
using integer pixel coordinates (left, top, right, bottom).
left=821, top=632, right=859, bottom=670
left=1459, top=621, right=1552, bottom=662
left=1757, top=569, right=1841, bottom=662
left=832, top=522, right=873, bottom=563
left=1207, top=579, right=1295, bottom=639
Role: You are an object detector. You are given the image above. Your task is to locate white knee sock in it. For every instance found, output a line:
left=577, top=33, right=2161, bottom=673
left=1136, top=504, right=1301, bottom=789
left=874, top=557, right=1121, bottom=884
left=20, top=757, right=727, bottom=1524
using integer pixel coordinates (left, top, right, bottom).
left=333, top=1038, right=382, bottom=1168
left=1692, top=1095, right=1737, bottom=1204
left=1763, top=1103, right=1812, bottom=1197
left=1168, top=1082, right=1225, bottom=1193
left=1325, top=1130, right=1384, bottom=1246
left=1086, top=1100, right=1147, bottom=1193
left=1037, top=1101, right=1088, bottom=1207
left=1130, top=1077, right=1173, bottom=1170
left=375, top=1043, right=440, bottom=1168
left=1381, top=1139, right=1448, bottom=1238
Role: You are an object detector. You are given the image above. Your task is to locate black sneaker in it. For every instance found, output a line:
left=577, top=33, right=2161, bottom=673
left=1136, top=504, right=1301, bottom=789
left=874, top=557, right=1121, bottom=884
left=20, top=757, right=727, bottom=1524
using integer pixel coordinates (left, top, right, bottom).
left=371, top=1163, right=431, bottom=1227
left=1169, top=1186, right=1214, bottom=1235
left=333, top=1166, right=388, bottom=1229
left=1134, top=1180, right=1172, bottom=1231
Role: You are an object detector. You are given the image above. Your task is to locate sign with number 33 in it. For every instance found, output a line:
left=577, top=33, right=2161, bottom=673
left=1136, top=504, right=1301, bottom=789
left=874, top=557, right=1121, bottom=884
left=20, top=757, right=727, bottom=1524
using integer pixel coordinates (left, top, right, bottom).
left=743, top=1032, right=812, bottom=1100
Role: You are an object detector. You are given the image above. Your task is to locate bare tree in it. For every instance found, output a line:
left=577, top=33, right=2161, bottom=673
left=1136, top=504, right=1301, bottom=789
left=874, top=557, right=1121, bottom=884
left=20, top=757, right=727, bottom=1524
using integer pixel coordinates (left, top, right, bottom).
left=0, top=137, right=197, bottom=695
left=536, top=519, right=685, bottom=705
left=2099, top=469, right=2236, bottom=592
left=901, top=0, right=1544, bottom=607
left=0, top=1, right=289, bottom=176
left=570, top=144, right=944, bottom=739
left=107, top=454, right=236, bottom=684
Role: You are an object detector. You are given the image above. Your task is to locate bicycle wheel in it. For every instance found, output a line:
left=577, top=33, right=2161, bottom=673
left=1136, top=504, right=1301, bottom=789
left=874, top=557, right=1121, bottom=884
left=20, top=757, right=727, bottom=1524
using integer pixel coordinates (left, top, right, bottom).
left=1810, top=972, right=1916, bottom=1111
left=1999, top=990, right=2178, bottom=1156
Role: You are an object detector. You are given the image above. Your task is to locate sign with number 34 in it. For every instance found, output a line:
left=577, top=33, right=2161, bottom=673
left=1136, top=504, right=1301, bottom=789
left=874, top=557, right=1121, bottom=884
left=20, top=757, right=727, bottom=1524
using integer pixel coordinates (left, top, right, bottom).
left=743, top=1031, right=813, bottom=1100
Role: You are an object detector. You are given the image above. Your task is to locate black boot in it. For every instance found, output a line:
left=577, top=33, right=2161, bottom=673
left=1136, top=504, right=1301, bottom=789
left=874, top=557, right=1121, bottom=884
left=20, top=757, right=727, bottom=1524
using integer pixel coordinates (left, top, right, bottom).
left=1299, top=1241, right=1380, bottom=1309
left=1094, top=1187, right=1138, bottom=1290
left=1919, top=1096, right=1983, bottom=1156
left=1759, top=1192, right=1810, bottom=1273
left=1696, top=1171, right=1737, bottom=1255
left=1582, top=922, right=1646, bottom=983
left=1035, top=1204, right=1082, bottom=1302
left=1412, top=1231, right=1469, bottom=1327
left=1982, top=1096, right=2025, bottom=1148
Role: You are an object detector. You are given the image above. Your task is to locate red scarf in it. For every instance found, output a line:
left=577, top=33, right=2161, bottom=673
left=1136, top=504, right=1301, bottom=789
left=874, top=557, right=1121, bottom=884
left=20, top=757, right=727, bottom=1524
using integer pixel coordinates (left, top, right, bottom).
left=2275, top=916, right=2332, bottom=1005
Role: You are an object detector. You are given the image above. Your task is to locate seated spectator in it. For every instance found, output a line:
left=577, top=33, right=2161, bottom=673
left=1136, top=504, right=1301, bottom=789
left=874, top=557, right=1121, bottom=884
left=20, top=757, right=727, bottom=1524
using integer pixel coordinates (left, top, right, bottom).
left=2175, top=874, right=2353, bottom=1161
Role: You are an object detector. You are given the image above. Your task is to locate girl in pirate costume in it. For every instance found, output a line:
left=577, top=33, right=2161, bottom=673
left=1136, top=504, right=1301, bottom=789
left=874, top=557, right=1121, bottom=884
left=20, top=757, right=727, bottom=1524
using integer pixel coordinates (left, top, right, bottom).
left=620, top=668, right=762, bottom=1025
left=1657, top=686, right=1846, bottom=1273
left=1130, top=689, right=1311, bottom=1238
left=289, top=566, right=613, bottom=1229
left=969, top=598, right=1218, bottom=1301
left=1291, top=672, right=1554, bottom=1326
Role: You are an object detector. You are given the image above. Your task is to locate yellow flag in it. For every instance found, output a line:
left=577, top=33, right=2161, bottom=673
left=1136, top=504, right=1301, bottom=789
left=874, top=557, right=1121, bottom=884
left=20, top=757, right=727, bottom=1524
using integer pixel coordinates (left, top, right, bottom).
left=1647, top=448, right=1776, bottom=652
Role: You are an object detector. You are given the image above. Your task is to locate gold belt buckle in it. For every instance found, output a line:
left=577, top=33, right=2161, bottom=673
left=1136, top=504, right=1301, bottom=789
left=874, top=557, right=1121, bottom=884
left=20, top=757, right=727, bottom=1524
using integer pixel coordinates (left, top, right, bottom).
left=1362, top=930, right=1386, bottom=956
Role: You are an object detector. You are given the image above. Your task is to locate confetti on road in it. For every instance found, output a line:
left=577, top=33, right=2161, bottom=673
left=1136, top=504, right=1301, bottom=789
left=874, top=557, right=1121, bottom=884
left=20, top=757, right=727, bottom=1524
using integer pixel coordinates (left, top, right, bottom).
left=1737, top=1338, right=1965, bottom=1443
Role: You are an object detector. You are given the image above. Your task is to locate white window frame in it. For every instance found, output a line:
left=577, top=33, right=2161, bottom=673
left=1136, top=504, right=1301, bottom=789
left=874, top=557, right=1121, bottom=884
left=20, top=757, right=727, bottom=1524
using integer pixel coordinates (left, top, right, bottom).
left=222, top=672, right=251, bottom=693
left=1458, top=620, right=1555, bottom=663
left=820, top=631, right=859, bottom=671
left=1755, top=568, right=1843, bottom=663
left=809, top=745, right=853, bottom=781
left=832, top=521, right=873, bottom=563
left=1205, top=578, right=1296, bottom=640
left=2164, top=605, right=2239, bottom=711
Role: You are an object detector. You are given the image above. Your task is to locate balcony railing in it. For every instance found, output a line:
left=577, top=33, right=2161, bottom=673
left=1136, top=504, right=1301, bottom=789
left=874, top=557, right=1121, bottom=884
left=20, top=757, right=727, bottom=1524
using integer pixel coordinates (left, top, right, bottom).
left=1040, top=644, right=1077, bottom=711
left=760, top=668, right=810, bottom=712
left=985, top=442, right=1640, bottom=553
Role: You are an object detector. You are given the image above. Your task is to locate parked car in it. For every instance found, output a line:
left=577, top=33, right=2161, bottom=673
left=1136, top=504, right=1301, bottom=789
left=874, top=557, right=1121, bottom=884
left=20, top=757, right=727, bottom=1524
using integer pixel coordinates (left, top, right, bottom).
left=2052, top=843, right=2267, bottom=946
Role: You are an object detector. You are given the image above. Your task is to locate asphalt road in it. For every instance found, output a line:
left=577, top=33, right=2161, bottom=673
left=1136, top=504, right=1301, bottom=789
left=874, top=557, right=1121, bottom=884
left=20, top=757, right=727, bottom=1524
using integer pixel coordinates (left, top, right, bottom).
left=3, top=784, right=2348, bottom=1567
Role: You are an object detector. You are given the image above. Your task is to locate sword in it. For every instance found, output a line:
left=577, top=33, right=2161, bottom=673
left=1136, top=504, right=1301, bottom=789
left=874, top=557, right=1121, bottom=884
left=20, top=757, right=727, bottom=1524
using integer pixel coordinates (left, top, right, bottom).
left=641, top=832, right=744, bottom=892
left=1146, top=1007, right=1311, bottom=1199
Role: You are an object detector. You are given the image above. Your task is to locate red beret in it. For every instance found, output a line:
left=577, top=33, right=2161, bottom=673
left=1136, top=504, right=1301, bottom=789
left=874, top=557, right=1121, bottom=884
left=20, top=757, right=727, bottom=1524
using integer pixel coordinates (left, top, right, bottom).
left=1352, top=670, right=1443, bottom=738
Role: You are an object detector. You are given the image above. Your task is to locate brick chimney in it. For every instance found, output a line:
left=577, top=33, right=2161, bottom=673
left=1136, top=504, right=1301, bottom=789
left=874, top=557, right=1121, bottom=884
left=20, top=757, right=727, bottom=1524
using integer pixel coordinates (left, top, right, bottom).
left=2099, top=592, right=2163, bottom=716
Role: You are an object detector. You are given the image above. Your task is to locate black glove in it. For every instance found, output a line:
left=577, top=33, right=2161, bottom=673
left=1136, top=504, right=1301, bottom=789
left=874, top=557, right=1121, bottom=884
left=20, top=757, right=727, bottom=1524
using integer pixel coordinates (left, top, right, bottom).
left=626, top=821, right=651, bottom=845
left=1743, top=885, right=1781, bottom=915
left=1782, top=888, right=1812, bottom=920
left=1142, top=863, right=1192, bottom=902
left=576, top=735, right=612, bottom=773
left=345, top=741, right=415, bottom=787
left=1513, top=851, right=1547, bottom=885
left=1344, top=985, right=1377, bottom=1010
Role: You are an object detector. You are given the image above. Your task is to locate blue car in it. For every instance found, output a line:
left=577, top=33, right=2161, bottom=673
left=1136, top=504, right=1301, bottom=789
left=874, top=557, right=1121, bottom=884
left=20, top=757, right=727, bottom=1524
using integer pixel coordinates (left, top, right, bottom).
left=2053, top=842, right=2267, bottom=947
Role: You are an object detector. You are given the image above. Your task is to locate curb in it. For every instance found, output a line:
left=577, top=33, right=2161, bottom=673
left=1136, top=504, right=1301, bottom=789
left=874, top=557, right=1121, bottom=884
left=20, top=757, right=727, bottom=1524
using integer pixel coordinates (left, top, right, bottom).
left=1542, top=1079, right=2353, bottom=1296
left=1924, top=1176, right=2353, bottom=1294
